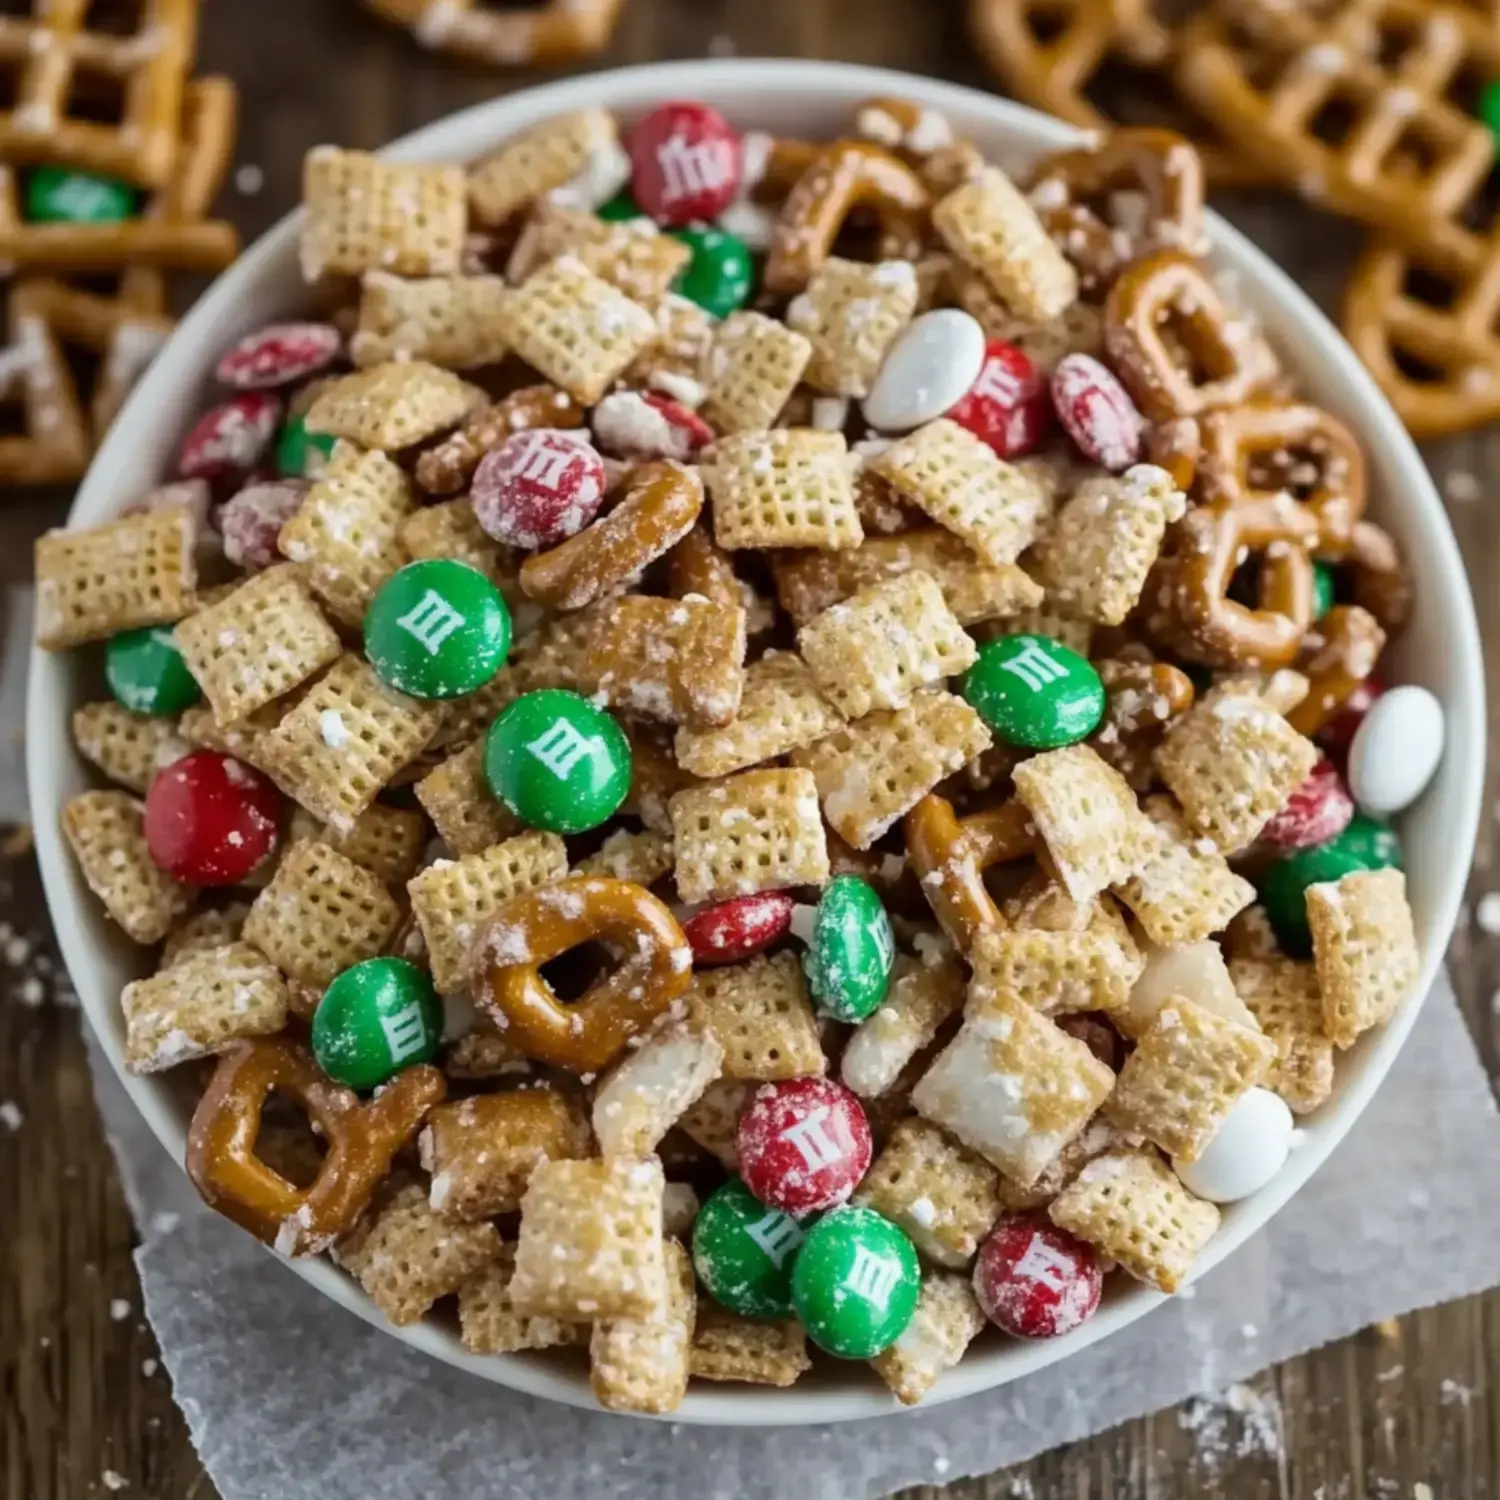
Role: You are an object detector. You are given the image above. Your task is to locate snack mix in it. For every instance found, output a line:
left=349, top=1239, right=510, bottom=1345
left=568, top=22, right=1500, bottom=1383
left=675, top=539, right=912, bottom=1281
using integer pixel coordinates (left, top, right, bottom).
left=41, top=95, right=1439, bottom=1413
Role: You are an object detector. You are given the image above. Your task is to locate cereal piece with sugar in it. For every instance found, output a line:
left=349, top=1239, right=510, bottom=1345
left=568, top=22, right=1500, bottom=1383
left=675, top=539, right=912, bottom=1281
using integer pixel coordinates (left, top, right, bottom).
left=1104, top=998, right=1275, bottom=1163
left=687, top=952, right=825, bottom=1081
left=162, top=905, right=251, bottom=968
left=467, top=109, right=618, bottom=227
left=121, top=943, right=289, bottom=1073
left=36, top=508, right=196, bottom=650
left=854, top=1117, right=1002, bottom=1269
left=351, top=272, right=511, bottom=369
left=71, top=702, right=186, bottom=795
left=797, top=572, right=977, bottom=719
left=459, top=1244, right=588, bottom=1355
left=1121, top=939, right=1259, bottom=1041
left=994, top=1117, right=1130, bottom=1214
left=62, top=791, right=191, bottom=944
left=306, top=362, right=481, bottom=452
left=911, top=987, right=1115, bottom=1185
left=302, top=148, right=466, bottom=279
left=174, top=565, right=342, bottom=726
left=870, top=419, right=1049, bottom=566
left=933, top=166, right=1078, bottom=321
left=690, top=1303, right=810, bottom=1386
left=509, top=1156, right=667, bottom=1322
left=494, top=256, right=657, bottom=405
left=288, top=802, right=428, bottom=886
left=1308, top=868, right=1419, bottom=1050
left=575, top=828, right=675, bottom=886
left=1011, top=744, right=1150, bottom=903
left=408, top=830, right=569, bottom=994
left=841, top=949, right=966, bottom=1100
left=590, top=1241, right=696, bottom=1414
left=700, top=310, right=812, bottom=434
left=623, top=719, right=702, bottom=835
left=674, top=651, right=845, bottom=780
left=793, top=690, right=991, bottom=849
left=506, top=201, right=691, bottom=304
left=786, top=257, right=919, bottom=397
left=1228, top=953, right=1333, bottom=1113
left=415, top=738, right=522, bottom=855
left=676, top=1077, right=751, bottom=1167
left=243, top=840, right=401, bottom=988
left=278, top=443, right=415, bottom=627
left=1154, top=688, right=1319, bottom=853
left=1049, top=1149, right=1219, bottom=1293
left=592, top=1018, right=725, bottom=1160
left=704, top=428, right=863, bottom=552
left=670, top=768, right=829, bottom=904
left=400, top=498, right=518, bottom=589
left=337, top=1183, right=501, bottom=1326
left=419, top=1086, right=591, bottom=1222
left=869, top=1271, right=986, bottom=1406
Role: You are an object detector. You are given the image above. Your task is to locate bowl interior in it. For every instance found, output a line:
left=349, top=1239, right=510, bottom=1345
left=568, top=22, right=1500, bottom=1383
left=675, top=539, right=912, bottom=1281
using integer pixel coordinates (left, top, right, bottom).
left=28, top=59, right=1484, bottom=1426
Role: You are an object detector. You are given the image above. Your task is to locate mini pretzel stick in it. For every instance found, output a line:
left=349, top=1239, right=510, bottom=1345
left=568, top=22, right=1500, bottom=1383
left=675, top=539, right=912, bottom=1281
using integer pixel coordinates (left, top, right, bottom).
left=185, top=1035, right=445, bottom=1255
left=414, top=384, right=586, bottom=496
left=520, top=460, right=704, bottom=611
left=763, top=141, right=930, bottom=295
left=1285, top=605, right=1386, bottom=739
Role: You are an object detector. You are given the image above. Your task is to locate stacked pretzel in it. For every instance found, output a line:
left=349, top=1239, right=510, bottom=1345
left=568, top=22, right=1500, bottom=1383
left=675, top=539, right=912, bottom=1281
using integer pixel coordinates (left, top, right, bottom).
left=0, top=0, right=239, bottom=484
left=40, top=99, right=1435, bottom=1413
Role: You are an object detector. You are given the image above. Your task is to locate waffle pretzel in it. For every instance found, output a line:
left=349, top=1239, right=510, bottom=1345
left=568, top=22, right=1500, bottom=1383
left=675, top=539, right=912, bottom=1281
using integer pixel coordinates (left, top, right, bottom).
left=519, top=460, right=703, bottom=611
left=1286, top=605, right=1386, bottom=738
left=185, top=1035, right=446, bottom=1255
left=362, top=0, right=625, bottom=66
left=474, top=876, right=692, bottom=1074
left=763, top=141, right=930, bottom=295
left=904, top=792, right=1035, bottom=954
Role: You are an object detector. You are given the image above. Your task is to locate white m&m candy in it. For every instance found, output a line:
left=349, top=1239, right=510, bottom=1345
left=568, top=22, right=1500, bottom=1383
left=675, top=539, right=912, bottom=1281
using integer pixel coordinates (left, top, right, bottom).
left=1348, top=684, right=1445, bottom=817
left=1173, top=1087, right=1295, bottom=1204
left=861, top=309, right=986, bottom=432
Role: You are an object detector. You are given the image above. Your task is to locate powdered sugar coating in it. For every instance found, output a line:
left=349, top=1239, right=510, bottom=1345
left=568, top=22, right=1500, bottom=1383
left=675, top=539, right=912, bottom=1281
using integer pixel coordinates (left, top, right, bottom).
left=972, top=1215, right=1102, bottom=1338
left=471, top=428, right=606, bottom=549
left=737, top=1075, right=873, bottom=1218
left=1050, top=353, right=1144, bottom=472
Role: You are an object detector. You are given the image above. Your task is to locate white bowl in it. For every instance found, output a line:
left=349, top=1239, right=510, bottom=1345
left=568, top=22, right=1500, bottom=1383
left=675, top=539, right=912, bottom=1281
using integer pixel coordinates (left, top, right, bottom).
left=28, top=58, right=1485, bottom=1426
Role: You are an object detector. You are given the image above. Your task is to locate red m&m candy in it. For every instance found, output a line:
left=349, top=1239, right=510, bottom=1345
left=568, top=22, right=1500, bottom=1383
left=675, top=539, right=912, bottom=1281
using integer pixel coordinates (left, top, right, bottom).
left=218, top=479, right=307, bottom=571
left=737, top=1076, right=872, bottom=1219
left=683, top=891, right=794, bottom=966
left=1317, top=676, right=1383, bottom=761
left=1260, top=758, right=1355, bottom=851
left=947, top=340, right=1050, bottom=459
left=630, top=101, right=742, bottom=227
left=973, top=1215, right=1102, bottom=1339
left=1051, top=353, right=1144, bottom=472
left=215, top=322, right=342, bottom=390
left=592, top=390, right=714, bottom=462
left=143, top=749, right=282, bottom=886
left=177, top=392, right=282, bottom=481
left=471, top=429, right=607, bottom=550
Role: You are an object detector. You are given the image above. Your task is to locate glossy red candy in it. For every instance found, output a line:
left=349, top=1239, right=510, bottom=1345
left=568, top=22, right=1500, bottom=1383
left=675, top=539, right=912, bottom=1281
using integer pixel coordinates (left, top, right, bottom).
left=215, top=322, right=342, bottom=390
left=1050, top=353, right=1144, bottom=471
left=683, top=891, right=795, bottom=966
left=471, top=429, right=608, bottom=551
left=1261, top=758, right=1356, bottom=850
left=218, top=479, right=307, bottom=571
left=630, top=100, right=742, bottom=226
left=592, top=390, right=714, bottom=461
left=177, top=393, right=282, bottom=480
left=973, top=1215, right=1103, bottom=1339
left=144, top=750, right=282, bottom=886
left=947, top=340, right=1050, bottom=459
left=1317, top=677, right=1384, bottom=761
left=737, top=1076, right=872, bottom=1219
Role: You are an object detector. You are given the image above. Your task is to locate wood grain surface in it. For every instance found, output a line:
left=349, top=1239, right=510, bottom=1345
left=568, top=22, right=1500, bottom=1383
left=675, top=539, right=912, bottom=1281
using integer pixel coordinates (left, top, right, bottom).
left=2, top=1, right=1497, bottom=1495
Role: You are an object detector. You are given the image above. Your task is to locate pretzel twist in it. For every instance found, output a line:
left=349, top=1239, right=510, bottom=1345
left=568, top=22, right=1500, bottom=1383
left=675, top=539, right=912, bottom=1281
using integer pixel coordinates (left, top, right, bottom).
left=1286, top=605, right=1386, bottom=738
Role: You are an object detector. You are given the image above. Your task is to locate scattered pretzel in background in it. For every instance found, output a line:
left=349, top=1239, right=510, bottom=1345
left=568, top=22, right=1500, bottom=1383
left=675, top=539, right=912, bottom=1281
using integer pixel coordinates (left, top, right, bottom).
left=363, top=0, right=627, bottom=67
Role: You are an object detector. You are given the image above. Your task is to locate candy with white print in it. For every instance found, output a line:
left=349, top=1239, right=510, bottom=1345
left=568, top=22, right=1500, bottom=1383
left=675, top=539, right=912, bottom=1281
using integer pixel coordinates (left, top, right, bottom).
left=1051, top=352, right=1144, bottom=471
left=737, top=1076, right=873, bottom=1218
left=791, top=1205, right=921, bottom=1359
left=215, top=323, right=342, bottom=390
left=682, top=891, right=795, bottom=966
left=962, top=633, right=1106, bottom=749
left=946, top=338, right=1050, bottom=458
left=692, top=1176, right=806, bottom=1319
left=630, top=100, right=742, bottom=227
left=592, top=390, right=714, bottom=462
left=311, top=956, right=443, bottom=1092
left=1173, top=1087, right=1295, bottom=1204
left=672, top=224, right=754, bottom=318
left=218, top=479, right=307, bottom=571
left=470, top=428, right=607, bottom=550
left=143, top=749, right=282, bottom=886
left=802, top=874, right=896, bottom=1023
left=1348, top=684, right=1445, bottom=817
left=972, top=1216, right=1102, bottom=1338
left=176, top=392, right=282, bottom=480
left=861, top=309, right=988, bottom=433
left=1260, top=758, right=1355, bottom=851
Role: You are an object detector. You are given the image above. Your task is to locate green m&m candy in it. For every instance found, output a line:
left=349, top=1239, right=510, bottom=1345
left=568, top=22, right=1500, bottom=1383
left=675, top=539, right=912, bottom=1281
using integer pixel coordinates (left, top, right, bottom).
left=670, top=226, right=754, bottom=318
left=1312, top=561, right=1336, bottom=620
left=692, top=1177, right=807, bottom=1319
left=962, top=633, right=1105, bottom=749
left=24, top=166, right=136, bottom=224
left=598, top=190, right=642, bottom=221
left=1257, top=813, right=1403, bottom=957
left=104, top=625, right=201, bottom=715
left=790, top=1205, right=921, bottom=1359
left=1481, top=79, right=1500, bottom=141
left=311, top=957, right=443, bottom=1091
left=801, top=874, right=895, bottom=1023
left=484, top=688, right=631, bottom=834
left=274, top=414, right=337, bottom=478
left=364, top=559, right=511, bottom=699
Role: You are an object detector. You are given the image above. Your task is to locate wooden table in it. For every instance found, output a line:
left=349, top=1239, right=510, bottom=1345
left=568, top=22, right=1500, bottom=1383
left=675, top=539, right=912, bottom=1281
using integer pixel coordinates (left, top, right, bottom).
left=3, top=1, right=1498, bottom=1494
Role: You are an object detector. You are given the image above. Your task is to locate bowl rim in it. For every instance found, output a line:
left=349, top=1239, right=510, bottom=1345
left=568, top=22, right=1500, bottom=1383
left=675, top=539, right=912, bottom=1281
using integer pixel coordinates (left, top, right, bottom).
left=28, top=56, right=1485, bottom=1427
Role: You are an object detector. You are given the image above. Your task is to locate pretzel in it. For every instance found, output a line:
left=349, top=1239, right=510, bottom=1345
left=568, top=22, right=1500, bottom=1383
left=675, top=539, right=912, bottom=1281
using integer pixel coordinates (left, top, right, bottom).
left=362, top=0, right=625, bottom=67
left=904, top=792, right=1035, bottom=954
left=852, top=96, right=984, bottom=194
left=1104, top=249, right=1279, bottom=420
left=473, top=876, right=693, bottom=1074
left=763, top=141, right=930, bottom=296
left=1285, top=604, right=1386, bottom=738
left=414, top=384, right=585, bottom=496
left=519, top=460, right=703, bottom=611
left=185, top=1035, right=446, bottom=1255
left=1346, top=519, right=1412, bottom=635
left=1143, top=415, right=1200, bottom=493
left=1092, top=657, right=1196, bottom=790
left=1026, top=128, right=1206, bottom=297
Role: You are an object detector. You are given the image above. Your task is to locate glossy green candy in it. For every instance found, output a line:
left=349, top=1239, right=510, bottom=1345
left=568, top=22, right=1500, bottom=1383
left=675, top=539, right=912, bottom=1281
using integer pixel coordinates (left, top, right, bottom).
left=484, top=688, right=631, bottom=834
left=598, top=191, right=643, bottom=221
left=1258, top=813, right=1404, bottom=957
left=105, top=626, right=201, bottom=716
left=692, top=1177, right=807, bottom=1319
left=274, top=415, right=337, bottom=478
left=962, top=633, right=1105, bottom=750
left=1312, top=562, right=1336, bottom=621
left=364, top=559, right=511, bottom=699
left=24, top=166, right=136, bottom=224
left=790, top=1205, right=921, bottom=1359
left=670, top=226, right=754, bottom=318
left=311, top=957, right=443, bottom=1091
left=802, top=874, right=895, bottom=1023
left=1482, top=79, right=1500, bottom=141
